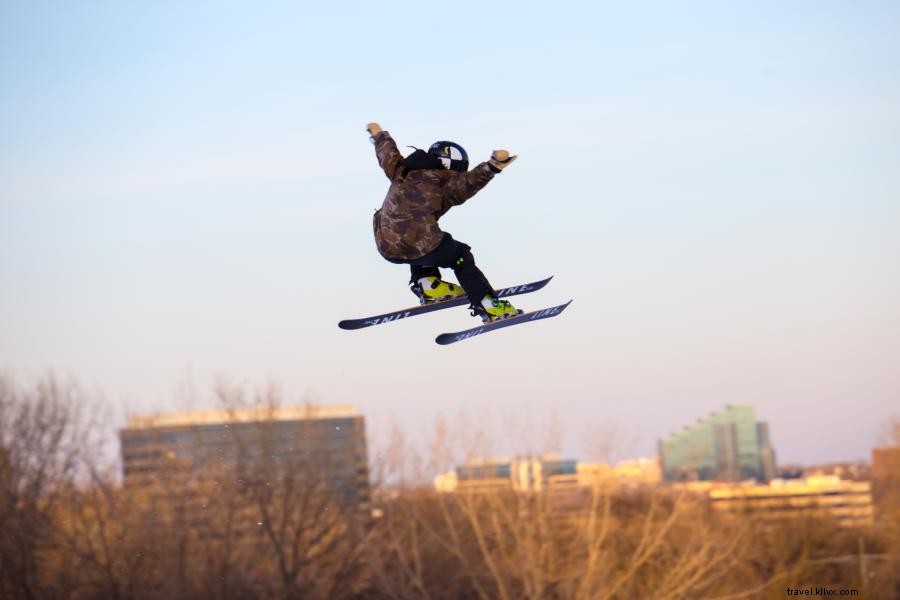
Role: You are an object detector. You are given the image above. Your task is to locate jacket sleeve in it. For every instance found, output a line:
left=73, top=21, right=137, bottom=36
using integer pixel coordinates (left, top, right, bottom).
left=373, top=131, right=403, bottom=180
left=442, top=163, right=495, bottom=210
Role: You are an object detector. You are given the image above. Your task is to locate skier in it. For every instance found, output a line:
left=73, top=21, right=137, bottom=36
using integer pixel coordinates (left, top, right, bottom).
left=367, top=122, right=521, bottom=322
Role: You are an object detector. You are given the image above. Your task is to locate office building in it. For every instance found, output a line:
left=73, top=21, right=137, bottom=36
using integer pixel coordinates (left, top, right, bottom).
left=577, top=458, right=662, bottom=488
left=434, top=455, right=577, bottom=493
left=119, top=404, right=370, bottom=510
left=708, top=476, right=874, bottom=528
left=658, top=405, right=776, bottom=483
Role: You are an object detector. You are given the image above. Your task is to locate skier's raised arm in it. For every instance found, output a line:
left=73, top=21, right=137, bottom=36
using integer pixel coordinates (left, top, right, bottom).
left=367, top=122, right=403, bottom=180
left=443, top=149, right=518, bottom=208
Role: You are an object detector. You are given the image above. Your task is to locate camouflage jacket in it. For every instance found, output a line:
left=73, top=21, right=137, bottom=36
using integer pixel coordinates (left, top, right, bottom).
left=371, top=131, right=495, bottom=260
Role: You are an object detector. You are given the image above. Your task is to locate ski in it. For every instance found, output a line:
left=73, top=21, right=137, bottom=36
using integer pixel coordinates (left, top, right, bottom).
left=338, top=277, right=553, bottom=331
left=435, top=300, right=573, bottom=345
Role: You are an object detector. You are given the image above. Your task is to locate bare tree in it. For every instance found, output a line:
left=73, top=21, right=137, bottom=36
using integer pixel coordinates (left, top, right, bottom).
left=0, top=375, right=102, bottom=599
left=5, top=372, right=898, bottom=598
left=211, top=383, right=372, bottom=599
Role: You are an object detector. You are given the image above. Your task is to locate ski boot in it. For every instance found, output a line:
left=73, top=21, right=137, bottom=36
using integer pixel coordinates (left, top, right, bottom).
left=472, top=295, right=523, bottom=323
left=410, top=276, right=467, bottom=305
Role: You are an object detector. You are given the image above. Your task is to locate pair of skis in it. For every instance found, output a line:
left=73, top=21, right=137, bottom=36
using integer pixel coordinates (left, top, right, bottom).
left=338, top=277, right=571, bottom=345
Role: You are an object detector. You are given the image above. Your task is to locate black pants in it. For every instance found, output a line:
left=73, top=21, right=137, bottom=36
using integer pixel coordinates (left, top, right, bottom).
left=383, top=233, right=495, bottom=306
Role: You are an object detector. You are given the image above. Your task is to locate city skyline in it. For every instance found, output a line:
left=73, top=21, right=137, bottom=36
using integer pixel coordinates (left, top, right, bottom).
left=115, top=399, right=891, bottom=478
left=2, top=3, right=898, bottom=468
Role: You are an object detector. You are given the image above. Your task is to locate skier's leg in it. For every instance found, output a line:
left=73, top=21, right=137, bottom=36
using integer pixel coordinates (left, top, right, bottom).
left=407, top=264, right=450, bottom=303
left=416, top=234, right=501, bottom=311
left=437, top=235, right=522, bottom=321
left=409, top=264, right=440, bottom=286
left=411, top=234, right=520, bottom=319
left=380, top=253, right=440, bottom=303
left=444, top=242, right=495, bottom=308
left=406, top=237, right=466, bottom=303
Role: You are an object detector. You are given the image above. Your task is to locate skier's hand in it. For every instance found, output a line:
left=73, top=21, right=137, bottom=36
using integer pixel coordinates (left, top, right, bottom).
left=366, top=122, right=382, bottom=137
left=488, top=149, right=517, bottom=173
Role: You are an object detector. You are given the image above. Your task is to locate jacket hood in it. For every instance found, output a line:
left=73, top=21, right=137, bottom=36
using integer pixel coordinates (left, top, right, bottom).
left=402, top=148, right=445, bottom=172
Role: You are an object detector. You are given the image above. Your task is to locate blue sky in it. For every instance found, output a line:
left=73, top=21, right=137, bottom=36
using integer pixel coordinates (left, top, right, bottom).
left=1, top=2, right=898, bottom=466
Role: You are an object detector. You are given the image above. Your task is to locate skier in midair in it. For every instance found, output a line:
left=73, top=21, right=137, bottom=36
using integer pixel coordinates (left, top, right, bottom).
left=366, top=122, right=521, bottom=322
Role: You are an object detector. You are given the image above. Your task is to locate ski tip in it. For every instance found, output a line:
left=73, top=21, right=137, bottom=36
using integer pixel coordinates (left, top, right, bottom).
left=548, top=298, right=574, bottom=315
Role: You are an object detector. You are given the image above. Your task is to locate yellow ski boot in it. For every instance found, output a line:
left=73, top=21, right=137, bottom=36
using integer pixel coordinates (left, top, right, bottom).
left=476, top=295, right=523, bottom=322
left=412, top=276, right=467, bottom=304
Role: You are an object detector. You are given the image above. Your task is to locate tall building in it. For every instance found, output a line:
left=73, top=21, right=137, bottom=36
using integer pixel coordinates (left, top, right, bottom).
left=658, top=405, right=776, bottom=483
left=119, top=404, right=370, bottom=510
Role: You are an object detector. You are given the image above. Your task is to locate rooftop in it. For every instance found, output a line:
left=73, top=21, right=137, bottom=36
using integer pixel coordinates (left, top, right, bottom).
left=661, top=404, right=757, bottom=441
left=124, top=404, right=359, bottom=430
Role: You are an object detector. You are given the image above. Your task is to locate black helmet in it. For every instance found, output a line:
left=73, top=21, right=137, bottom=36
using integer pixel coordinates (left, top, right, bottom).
left=428, top=141, right=469, bottom=172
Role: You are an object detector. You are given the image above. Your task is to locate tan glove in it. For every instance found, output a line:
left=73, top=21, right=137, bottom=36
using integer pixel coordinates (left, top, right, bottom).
left=366, top=122, right=382, bottom=137
left=488, top=149, right=517, bottom=172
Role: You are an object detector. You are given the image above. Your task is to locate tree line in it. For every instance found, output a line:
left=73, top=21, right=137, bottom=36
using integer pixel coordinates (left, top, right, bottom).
left=2, top=375, right=898, bottom=599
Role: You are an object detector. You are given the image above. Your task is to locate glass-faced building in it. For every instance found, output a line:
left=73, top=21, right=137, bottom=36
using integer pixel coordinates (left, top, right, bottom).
left=658, top=405, right=776, bottom=483
left=119, top=405, right=369, bottom=510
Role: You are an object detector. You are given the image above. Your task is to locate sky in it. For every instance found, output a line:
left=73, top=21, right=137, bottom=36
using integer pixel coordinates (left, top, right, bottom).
left=1, top=2, right=898, bottom=468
